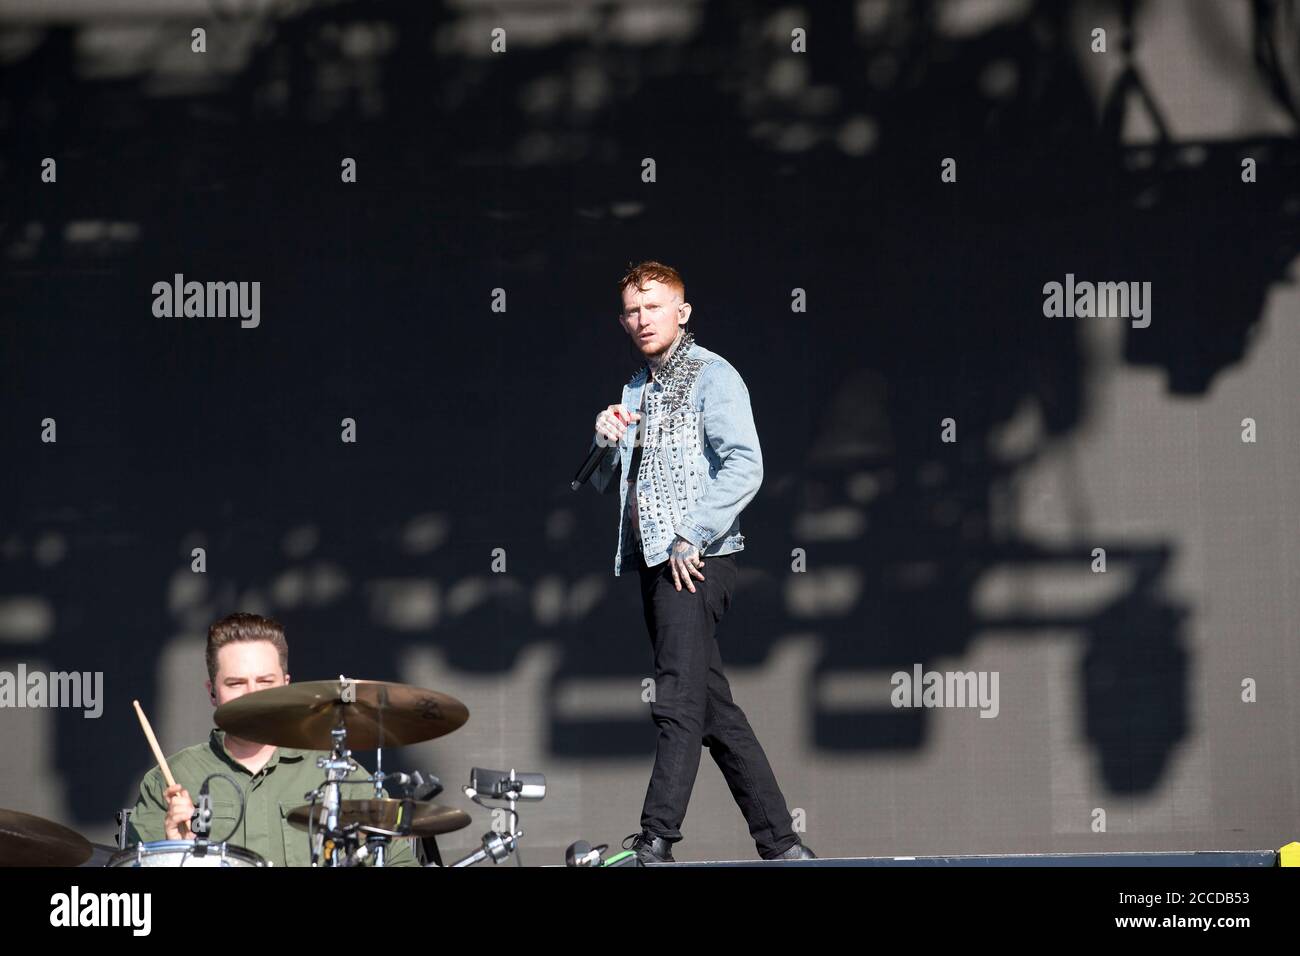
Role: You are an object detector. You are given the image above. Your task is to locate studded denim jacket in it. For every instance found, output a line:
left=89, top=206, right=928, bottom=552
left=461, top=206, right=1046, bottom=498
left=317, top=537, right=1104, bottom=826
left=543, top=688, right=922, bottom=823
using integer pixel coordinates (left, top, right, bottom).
left=588, top=332, right=762, bottom=576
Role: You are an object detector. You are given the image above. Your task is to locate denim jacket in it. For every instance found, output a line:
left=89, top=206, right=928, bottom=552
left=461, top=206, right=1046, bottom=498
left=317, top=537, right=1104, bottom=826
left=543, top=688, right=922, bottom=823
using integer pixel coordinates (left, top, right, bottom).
left=588, top=332, right=762, bottom=576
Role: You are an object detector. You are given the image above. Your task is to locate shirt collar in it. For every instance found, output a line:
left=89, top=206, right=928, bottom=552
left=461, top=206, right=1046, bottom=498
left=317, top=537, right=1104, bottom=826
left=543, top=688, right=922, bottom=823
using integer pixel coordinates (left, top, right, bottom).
left=208, top=727, right=307, bottom=772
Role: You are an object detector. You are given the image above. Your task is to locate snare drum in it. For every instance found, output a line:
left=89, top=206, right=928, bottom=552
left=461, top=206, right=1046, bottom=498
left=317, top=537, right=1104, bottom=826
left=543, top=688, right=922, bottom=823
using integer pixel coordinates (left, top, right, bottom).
left=107, top=840, right=268, bottom=867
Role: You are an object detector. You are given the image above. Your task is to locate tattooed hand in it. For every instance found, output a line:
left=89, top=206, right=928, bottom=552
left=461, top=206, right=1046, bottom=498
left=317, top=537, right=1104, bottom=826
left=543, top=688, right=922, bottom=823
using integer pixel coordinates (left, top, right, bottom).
left=669, top=535, right=705, bottom=592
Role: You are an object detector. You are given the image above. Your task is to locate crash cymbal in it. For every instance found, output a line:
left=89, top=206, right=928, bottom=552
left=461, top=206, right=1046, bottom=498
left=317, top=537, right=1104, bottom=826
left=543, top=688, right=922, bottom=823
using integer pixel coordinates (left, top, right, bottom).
left=286, top=799, right=472, bottom=838
left=214, top=679, right=469, bottom=750
left=0, top=808, right=93, bottom=867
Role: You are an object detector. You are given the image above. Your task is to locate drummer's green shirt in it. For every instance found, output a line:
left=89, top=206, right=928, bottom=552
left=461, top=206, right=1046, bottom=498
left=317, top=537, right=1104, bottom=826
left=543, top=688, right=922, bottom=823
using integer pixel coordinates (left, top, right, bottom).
left=125, top=728, right=420, bottom=867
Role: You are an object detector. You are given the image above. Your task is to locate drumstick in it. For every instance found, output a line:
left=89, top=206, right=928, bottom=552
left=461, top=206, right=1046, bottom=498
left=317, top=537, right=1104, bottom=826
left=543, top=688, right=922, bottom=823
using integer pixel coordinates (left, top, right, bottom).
left=132, top=699, right=177, bottom=790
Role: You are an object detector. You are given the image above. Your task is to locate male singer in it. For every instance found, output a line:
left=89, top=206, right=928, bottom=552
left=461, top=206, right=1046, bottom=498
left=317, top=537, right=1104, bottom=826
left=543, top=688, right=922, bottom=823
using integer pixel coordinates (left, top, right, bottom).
left=588, top=261, right=815, bottom=864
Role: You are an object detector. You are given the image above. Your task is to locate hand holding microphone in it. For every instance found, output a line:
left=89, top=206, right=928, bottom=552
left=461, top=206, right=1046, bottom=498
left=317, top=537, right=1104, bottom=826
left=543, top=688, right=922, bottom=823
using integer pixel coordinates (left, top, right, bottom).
left=595, top=403, right=641, bottom=444
left=572, top=404, right=641, bottom=490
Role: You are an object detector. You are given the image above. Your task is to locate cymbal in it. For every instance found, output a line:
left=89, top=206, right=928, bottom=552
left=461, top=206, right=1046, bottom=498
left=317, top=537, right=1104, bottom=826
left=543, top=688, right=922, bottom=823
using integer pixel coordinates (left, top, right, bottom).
left=214, top=679, right=469, bottom=750
left=286, top=799, right=472, bottom=838
left=0, top=808, right=92, bottom=867
left=84, top=842, right=119, bottom=868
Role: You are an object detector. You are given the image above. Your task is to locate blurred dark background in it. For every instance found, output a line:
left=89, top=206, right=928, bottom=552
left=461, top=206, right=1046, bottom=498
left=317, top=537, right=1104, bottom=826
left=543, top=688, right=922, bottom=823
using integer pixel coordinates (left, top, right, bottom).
left=1, top=0, right=1297, bottom=862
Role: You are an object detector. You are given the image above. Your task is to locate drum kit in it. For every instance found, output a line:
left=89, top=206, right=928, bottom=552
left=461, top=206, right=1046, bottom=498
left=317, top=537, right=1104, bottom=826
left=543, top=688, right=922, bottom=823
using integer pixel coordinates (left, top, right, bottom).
left=1, top=677, right=546, bottom=868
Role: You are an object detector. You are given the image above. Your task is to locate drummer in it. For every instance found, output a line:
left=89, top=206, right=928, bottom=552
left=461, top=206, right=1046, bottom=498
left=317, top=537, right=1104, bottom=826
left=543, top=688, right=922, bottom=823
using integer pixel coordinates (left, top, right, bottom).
left=125, top=612, right=419, bottom=867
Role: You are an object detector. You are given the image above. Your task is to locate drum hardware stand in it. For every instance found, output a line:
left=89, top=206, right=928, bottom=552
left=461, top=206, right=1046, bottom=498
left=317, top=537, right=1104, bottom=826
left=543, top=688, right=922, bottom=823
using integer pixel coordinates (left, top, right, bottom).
left=447, top=828, right=524, bottom=867
left=341, top=822, right=408, bottom=867
left=366, top=763, right=395, bottom=868
left=369, top=681, right=388, bottom=867
left=327, top=823, right=380, bottom=866
left=309, top=677, right=390, bottom=867
left=115, top=808, right=133, bottom=850
left=442, top=769, right=538, bottom=867
left=311, top=723, right=355, bottom=867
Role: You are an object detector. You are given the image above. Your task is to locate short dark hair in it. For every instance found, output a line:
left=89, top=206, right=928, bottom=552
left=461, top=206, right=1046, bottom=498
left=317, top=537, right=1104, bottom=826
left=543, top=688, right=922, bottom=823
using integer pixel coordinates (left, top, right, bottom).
left=206, top=612, right=289, bottom=684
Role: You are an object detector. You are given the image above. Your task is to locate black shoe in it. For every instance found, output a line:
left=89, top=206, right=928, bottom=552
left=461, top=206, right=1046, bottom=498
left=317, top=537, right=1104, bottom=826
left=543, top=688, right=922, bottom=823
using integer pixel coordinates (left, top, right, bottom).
left=622, top=830, right=676, bottom=865
left=766, top=841, right=817, bottom=860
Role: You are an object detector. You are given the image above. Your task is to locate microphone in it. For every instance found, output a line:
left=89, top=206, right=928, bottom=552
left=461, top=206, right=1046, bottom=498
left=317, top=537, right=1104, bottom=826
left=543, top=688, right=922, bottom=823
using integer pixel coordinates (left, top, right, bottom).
left=571, top=409, right=629, bottom=491
left=468, top=767, right=547, bottom=801
left=572, top=439, right=614, bottom=491
left=385, top=771, right=443, bottom=802
left=192, top=781, right=212, bottom=840
left=565, top=839, right=605, bottom=867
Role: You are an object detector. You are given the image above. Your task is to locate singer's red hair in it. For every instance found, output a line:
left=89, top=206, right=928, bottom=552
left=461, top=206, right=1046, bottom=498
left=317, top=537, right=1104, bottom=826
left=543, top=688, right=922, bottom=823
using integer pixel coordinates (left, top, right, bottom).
left=618, top=260, right=685, bottom=306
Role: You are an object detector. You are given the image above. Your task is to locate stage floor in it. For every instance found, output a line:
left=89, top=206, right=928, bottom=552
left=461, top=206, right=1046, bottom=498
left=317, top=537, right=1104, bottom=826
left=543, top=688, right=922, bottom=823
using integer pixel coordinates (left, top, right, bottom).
left=663, top=850, right=1279, bottom=867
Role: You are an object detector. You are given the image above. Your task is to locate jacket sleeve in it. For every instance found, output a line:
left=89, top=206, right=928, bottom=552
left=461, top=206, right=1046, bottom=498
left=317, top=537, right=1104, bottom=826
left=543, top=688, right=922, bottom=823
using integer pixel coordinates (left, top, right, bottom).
left=675, top=360, right=763, bottom=550
left=588, top=432, right=621, bottom=495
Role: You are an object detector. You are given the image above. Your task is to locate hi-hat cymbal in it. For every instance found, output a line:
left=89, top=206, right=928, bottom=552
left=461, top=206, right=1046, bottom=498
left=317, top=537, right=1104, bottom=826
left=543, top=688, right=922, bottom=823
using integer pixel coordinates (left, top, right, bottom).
left=286, top=799, right=472, bottom=838
left=214, top=679, right=469, bottom=750
left=0, top=808, right=93, bottom=867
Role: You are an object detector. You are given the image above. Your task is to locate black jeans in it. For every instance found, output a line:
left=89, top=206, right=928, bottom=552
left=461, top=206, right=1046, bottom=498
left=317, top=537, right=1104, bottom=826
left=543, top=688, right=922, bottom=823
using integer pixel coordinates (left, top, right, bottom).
left=635, top=549, right=799, bottom=858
